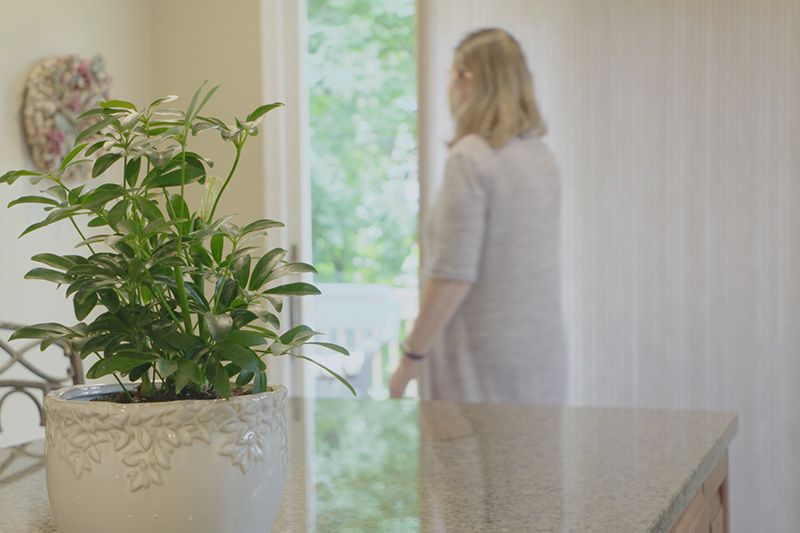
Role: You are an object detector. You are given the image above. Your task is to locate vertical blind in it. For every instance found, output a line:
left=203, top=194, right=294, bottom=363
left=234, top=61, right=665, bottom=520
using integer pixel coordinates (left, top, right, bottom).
left=418, top=0, right=800, bottom=530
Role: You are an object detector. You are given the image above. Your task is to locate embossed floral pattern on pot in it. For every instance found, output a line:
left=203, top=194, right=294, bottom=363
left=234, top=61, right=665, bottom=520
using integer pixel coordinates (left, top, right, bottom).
left=44, top=384, right=287, bottom=493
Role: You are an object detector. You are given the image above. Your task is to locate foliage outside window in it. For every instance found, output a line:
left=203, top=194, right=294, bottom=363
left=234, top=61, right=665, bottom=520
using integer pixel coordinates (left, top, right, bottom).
left=308, top=0, right=418, bottom=287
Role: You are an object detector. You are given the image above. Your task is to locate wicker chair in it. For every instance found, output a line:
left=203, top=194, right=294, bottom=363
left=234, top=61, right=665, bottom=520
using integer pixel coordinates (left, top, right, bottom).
left=0, top=322, right=83, bottom=435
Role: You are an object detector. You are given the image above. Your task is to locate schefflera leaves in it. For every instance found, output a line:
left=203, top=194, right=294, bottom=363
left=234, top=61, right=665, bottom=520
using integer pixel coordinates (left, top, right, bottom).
left=1, top=85, right=352, bottom=400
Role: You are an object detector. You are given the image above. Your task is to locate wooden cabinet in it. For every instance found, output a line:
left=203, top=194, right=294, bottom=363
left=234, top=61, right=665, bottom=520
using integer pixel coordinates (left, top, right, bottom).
left=671, top=452, right=729, bottom=533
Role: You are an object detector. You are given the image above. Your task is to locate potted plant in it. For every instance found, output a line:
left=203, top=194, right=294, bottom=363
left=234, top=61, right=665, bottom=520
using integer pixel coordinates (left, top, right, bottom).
left=0, top=84, right=352, bottom=533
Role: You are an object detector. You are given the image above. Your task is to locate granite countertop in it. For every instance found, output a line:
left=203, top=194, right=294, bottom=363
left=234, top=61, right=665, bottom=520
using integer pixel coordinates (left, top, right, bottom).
left=0, top=398, right=737, bottom=532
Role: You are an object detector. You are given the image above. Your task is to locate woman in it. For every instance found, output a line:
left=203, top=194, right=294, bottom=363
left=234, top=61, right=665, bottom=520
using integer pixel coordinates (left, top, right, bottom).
left=389, top=28, right=566, bottom=404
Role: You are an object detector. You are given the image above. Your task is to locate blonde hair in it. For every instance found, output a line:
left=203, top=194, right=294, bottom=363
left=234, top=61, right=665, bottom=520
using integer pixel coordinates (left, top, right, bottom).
left=450, top=28, right=546, bottom=149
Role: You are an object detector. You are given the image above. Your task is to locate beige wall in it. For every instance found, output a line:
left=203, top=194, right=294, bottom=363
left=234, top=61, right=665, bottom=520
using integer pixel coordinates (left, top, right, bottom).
left=419, top=0, right=800, bottom=531
left=0, top=0, right=152, bottom=445
left=151, top=0, right=267, bottom=232
left=0, top=1, right=301, bottom=445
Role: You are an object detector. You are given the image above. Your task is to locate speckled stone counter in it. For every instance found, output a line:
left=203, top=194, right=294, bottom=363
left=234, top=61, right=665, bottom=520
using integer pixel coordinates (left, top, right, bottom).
left=0, top=398, right=737, bottom=532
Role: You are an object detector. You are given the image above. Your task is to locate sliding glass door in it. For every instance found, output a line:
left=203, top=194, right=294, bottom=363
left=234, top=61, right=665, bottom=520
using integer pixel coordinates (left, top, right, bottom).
left=305, top=0, right=418, bottom=400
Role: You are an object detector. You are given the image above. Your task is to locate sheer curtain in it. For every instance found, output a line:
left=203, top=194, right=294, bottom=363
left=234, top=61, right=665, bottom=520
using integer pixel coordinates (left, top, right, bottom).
left=417, top=1, right=800, bottom=531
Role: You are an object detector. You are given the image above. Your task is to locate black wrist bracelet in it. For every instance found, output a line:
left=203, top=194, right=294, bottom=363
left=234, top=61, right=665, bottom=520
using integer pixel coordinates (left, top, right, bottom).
left=401, top=341, right=425, bottom=361
left=404, top=351, right=425, bottom=361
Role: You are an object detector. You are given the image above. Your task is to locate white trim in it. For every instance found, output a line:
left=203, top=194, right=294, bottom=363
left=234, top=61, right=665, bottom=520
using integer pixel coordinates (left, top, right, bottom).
left=259, top=0, right=313, bottom=396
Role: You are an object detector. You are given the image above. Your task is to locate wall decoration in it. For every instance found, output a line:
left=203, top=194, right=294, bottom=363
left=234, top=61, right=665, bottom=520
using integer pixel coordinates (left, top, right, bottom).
left=21, top=55, right=111, bottom=181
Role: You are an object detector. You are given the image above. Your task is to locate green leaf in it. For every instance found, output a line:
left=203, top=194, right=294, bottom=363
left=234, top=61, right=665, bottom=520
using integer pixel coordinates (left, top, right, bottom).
left=252, top=371, right=267, bottom=393
left=191, top=245, right=213, bottom=267
left=186, top=81, right=208, bottom=120
left=204, top=312, right=232, bottom=341
left=289, top=354, right=355, bottom=396
left=129, top=363, right=152, bottom=382
left=225, top=330, right=268, bottom=347
left=8, top=195, right=59, bottom=208
left=1, top=170, right=42, bottom=185
left=76, top=116, right=115, bottom=145
left=135, top=197, right=164, bottom=222
left=207, top=360, right=231, bottom=398
left=176, top=360, right=202, bottom=384
left=147, top=163, right=206, bottom=187
left=263, top=262, right=317, bottom=284
left=210, top=234, right=224, bottom=263
left=25, top=267, right=68, bottom=284
left=215, top=343, right=265, bottom=372
left=10, top=323, right=72, bottom=341
left=59, top=143, right=88, bottom=170
left=263, top=282, right=321, bottom=296
left=73, top=292, right=98, bottom=321
left=233, top=254, right=251, bottom=287
left=184, top=282, right=210, bottom=312
left=45, top=186, right=67, bottom=202
left=157, top=330, right=203, bottom=352
left=239, top=321, right=278, bottom=339
left=193, top=85, right=219, bottom=119
left=116, top=219, right=140, bottom=236
left=249, top=248, right=286, bottom=290
left=149, top=94, right=179, bottom=108
left=236, top=370, right=254, bottom=387
left=241, top=219, right=284, bottom=236
left=77, top=107, right=108, bottom=120
left=107, top=199, right=130, bottom=229
left=167, top=194, right=190, bottom=235
left=232, top=311, right=260, bottom=330
left=100, top=99, right=137, bottom=110
left=86, top=351, right=158, bottom=379
left=263, top=295, right=283, bottom=313
left=98, top=290, right=120, bottom=313
left=85, top=140, right=107, bottom=156
left=87, top=216, right=105, bottom=227
left=76, top=234, right=111, bottom=248
left=157, top=359, right=178, bottom=379
left=215, top=278, right=238, bottom=308
left=246, top=102, right=283, bottom=123
left=124, top=158, right=141, bottom=187
left=260, top=311, right=281, bottom=329
left=92, top=153, right=122, bottom=178
left=31, top=253, right=75, bottom=271
left=280, top=324, right=318, bottom=345
left=19, top=206, right=81, bottom=237
left=82, top=184, right=126, bottom=209
left=306, top=342, right=350, bottom=356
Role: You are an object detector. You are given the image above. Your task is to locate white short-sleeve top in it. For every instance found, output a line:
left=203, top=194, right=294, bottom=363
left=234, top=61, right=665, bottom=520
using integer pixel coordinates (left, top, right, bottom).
left=422, top=132, right=567, bottom=404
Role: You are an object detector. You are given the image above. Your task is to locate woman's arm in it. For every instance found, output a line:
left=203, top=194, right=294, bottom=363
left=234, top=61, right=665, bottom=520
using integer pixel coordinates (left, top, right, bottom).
left=388, top=277, right=471, bottom=398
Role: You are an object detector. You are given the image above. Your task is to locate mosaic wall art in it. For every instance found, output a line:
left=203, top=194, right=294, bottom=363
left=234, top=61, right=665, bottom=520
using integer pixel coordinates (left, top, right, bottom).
left=22, top=55, right=111, bottom=181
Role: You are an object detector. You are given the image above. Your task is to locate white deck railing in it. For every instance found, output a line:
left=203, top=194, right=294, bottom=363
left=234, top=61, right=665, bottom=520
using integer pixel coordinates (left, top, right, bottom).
left=308, top=283, right=418, bottom=399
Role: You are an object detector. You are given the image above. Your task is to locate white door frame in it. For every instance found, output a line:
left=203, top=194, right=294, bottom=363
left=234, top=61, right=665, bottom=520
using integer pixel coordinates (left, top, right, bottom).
left=259, top=0, right=314, bottom=398
left=259, top=2, right=317, bottom=529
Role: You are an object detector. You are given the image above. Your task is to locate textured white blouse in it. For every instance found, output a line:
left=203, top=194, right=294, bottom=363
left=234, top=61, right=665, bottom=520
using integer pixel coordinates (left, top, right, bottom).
left=421, top=132, right=567, bottom=404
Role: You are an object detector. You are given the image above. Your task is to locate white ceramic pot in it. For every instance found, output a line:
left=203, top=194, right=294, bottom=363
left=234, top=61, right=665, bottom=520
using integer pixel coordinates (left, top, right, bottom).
left=44, top=383, right=288, bottom=533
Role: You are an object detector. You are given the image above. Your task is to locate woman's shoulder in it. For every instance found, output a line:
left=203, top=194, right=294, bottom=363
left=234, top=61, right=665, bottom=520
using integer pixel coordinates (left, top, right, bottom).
left=448, top=134, right=493, bottom=166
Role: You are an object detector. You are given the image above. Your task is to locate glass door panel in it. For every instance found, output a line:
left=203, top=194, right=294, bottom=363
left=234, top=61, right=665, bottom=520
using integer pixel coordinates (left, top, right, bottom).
left=306, top=0, right=418, bottom=400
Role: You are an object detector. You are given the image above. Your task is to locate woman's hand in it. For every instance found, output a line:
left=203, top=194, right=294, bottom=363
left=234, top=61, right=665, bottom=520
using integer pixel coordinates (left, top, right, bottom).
left=389, top=356, right=422, bottom=398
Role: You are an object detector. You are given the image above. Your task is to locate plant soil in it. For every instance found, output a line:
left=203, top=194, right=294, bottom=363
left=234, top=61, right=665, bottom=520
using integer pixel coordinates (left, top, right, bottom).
left=90, top=386, right=257, bottom=404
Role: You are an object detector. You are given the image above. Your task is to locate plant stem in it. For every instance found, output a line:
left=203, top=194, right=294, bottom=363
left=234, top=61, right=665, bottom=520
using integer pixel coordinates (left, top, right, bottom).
left=112, top=373, right=134, bottom=402
left=173, top=270, right=193, bottom=334
left=173, top=129, right=194, bottom=334
left=152, top=284, right=183, bottom=329
left=69, top=217, right=96, bottom=254
left=192, top=273, right=209, bottom=340
left=51, top=175, right=97, bottom=255
left=208, top=141, right=244, bottom=222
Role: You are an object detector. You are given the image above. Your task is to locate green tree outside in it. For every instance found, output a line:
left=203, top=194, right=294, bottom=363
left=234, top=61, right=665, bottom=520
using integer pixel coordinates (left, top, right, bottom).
left=308, top=2, right=420, bottom=529
left=308, top=0, right=418, bottom=286
left=314, top=400, right=420, bottom=532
